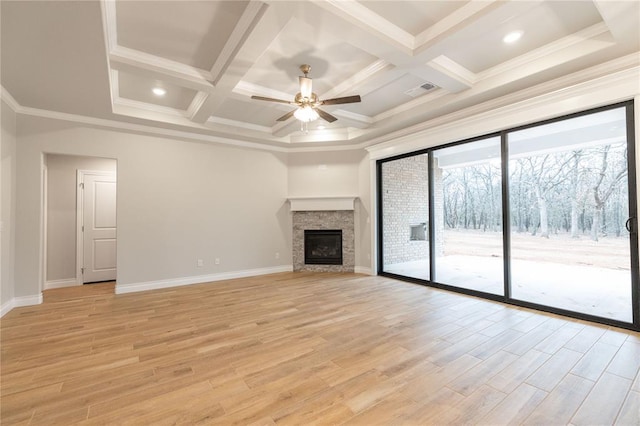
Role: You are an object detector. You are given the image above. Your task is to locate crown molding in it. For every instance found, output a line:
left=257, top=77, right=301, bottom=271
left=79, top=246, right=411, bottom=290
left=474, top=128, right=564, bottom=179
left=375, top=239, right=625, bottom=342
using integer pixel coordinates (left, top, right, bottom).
left=372, top=35, right=633, bottom=129
left=367, top=61, right=640, bottom=159
left=113, top=96, right=188, bottom=118
left=1, top=86, right=20, bottom=112
left=207, top=115, right=273, bottom=134
left=479, top=22, right=612, bottom=81
left=15, top=102, right=290, bottom=152
left=374, top=88, right=448, bottom=123
left=4, top=55, right=638, bottom=156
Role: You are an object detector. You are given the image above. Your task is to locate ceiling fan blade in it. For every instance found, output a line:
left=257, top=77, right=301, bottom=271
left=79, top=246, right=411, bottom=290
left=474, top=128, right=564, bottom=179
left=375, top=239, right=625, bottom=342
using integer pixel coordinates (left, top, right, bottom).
left=315, top=108, right=338, bottom=123
left=276, top=110, right=296, bottom=122
left=320, top=95, right=361, bottom=105
left=299, top=76, right=313, bottom=99
left=251, top=95, right=292, bottom=105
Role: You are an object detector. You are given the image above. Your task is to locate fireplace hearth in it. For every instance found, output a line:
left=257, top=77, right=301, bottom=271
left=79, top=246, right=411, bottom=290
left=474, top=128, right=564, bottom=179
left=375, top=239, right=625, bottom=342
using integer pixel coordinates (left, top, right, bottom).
left=304, top=230, right=343, bottom=265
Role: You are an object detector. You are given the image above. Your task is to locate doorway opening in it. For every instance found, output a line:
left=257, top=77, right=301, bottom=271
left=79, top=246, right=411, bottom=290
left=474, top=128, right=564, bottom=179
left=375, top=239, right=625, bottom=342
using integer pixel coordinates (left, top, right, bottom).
left=44, top=154, right=117, bottom=291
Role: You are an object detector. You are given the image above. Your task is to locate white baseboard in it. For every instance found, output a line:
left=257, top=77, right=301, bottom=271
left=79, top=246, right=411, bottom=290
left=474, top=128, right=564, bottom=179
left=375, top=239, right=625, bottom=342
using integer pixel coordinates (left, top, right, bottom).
left=14, top=293, right=43, bottom=307
left=1, top=293, right=43, bottom=317
left=0, top=299, right=15, bottom=317
left=45, top=278, right=78, bottom=290
left=115, top=265, right=293, bottom=295
left=354, top=266, right=373, bottom=275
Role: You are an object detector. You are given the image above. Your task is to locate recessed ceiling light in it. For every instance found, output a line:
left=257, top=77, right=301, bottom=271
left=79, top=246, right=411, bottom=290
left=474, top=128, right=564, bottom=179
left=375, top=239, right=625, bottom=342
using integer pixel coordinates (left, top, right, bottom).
left=503, top=31, right=523, bottom=44
left=317, top=125, right=326, bottom=130
left=152, top=87, right=166, bottom=96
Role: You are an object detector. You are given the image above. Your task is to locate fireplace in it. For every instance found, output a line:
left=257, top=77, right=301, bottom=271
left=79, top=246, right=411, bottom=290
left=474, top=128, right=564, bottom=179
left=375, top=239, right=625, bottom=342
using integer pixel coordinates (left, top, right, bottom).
left=289, top=197, right=356, bottom=272
left=304, top=230, right=343, bottom=265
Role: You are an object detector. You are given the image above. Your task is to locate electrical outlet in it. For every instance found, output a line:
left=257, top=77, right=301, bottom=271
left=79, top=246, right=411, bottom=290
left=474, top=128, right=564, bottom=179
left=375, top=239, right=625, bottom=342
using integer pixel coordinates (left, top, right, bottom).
left=197, top=259, right=203, bottom=267
left=215, top=258, right=220, bottom=265
left=275, top=252, right=280, bottom=259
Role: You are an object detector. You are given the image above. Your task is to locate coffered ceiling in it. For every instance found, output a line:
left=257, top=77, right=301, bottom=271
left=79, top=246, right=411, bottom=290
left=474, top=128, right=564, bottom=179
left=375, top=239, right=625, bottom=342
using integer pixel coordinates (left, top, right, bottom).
left=2, top=1, right=639, bottom=150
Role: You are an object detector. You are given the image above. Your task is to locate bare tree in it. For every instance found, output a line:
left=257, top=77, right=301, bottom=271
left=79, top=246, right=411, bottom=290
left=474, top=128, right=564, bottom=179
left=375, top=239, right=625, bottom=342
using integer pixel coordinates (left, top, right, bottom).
left=524, top=154, right=575, bottom=238
left=590, top=145, right=627, bottom=241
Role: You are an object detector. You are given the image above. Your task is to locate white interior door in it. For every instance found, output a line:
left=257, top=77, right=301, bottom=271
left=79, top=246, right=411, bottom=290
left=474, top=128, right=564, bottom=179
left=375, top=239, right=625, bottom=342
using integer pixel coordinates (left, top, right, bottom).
left=82, top=172, right=117, bottom=283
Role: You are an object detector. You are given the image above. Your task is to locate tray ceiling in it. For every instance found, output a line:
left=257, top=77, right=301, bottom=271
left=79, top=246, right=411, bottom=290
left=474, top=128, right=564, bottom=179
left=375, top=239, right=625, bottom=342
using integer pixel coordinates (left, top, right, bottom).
left=1, top=0, right=639, bottom=150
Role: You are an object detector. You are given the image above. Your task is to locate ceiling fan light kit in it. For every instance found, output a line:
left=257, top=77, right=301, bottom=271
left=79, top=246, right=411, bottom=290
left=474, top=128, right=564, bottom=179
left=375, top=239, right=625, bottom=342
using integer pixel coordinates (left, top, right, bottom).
left=294, top=105, right=319, bottom=122
left=251, top=64, right=362, bottom=131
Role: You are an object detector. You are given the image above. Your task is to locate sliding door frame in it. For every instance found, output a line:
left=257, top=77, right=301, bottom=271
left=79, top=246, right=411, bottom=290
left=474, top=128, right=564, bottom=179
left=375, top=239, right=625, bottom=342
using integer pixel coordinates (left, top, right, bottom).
left=377, top=100, right=639, bottom=331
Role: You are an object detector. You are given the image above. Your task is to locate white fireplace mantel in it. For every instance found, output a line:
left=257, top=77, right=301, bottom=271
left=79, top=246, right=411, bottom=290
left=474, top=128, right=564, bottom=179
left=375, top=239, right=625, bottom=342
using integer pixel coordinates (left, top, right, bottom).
left=287, top=196, right=358, bottom=211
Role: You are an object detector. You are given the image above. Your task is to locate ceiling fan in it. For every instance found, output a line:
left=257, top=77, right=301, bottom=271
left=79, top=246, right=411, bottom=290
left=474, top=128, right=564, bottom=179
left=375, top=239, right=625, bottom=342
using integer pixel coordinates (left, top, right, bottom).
left=251, top=64, right=361, bottom=124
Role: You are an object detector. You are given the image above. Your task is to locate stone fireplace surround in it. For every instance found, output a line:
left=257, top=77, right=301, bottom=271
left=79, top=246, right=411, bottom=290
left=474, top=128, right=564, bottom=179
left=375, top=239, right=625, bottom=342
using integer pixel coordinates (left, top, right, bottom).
left=289, top=197, right=356, bottom=273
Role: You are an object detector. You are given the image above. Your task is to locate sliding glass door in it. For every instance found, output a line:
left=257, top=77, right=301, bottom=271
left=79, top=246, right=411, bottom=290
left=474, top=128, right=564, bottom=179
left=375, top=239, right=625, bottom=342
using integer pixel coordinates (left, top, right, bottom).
left=508, top=106, right=635, bottom=322
left=380, top=154, right=430, bottom=280
left=378, top=101, right=638, bottom=329
left=432, top=137, right=504, bottom=295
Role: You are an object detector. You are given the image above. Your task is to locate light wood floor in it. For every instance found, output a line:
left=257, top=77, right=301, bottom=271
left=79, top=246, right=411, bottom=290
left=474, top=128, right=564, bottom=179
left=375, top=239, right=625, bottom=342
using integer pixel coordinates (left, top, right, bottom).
left=1, top=272, right=639, bottom=425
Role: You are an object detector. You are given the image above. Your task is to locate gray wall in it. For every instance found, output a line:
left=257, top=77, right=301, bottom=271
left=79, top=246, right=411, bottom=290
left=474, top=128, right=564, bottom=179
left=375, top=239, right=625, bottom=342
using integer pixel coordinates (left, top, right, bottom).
left=1, top=100, right=17, bottom=306
left=288, top=150, right=372, bottom=272
left=15, top=115, right=292, bottom=297
left=45, top=154, right=117, bottom=282
left=6, top=113, right=374, bottom=302
left=287, top=150, right=364, bottom=197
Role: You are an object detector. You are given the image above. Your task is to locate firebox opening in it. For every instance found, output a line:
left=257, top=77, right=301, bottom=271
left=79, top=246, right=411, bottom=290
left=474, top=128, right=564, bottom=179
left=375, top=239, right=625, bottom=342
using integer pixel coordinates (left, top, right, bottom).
left=304, top=230, right=343, bottom=265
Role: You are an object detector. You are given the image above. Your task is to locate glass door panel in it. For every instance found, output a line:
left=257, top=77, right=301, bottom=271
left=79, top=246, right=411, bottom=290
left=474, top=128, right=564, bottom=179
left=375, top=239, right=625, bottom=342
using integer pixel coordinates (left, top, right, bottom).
left=432, top=137, right=504, bottom=295
left=380, top=155, right=430, bottom=280
left=508, top=106, right=634, bottom=322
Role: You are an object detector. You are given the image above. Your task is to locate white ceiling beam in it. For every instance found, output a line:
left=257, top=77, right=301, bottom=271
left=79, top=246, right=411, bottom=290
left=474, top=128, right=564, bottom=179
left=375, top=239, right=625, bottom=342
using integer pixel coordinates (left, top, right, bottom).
left=373, top=26, right=618, bottom=131
left=425, top=56, right=477, bottom=92
left=109, top=46, right=215, bottom=93
left=100, top=0, right=118, bottom=52
left=100, top=0, right=118, bottom=109
left=319, top=59, right=393, bottom=100
left=314, top=0, right=414, bottom=53
left=233, top=81, right=293, bottom=102
left=413, top=0, right=504, bottom=54
left=477, top=23, right=613, bottom=81
left=186, top=92, right=210, bottom=120
left=208, top=1, right=268, bottom=84
left=592, top=0, right=639, bottom=42
left=190, top=2, right=295, bottom=123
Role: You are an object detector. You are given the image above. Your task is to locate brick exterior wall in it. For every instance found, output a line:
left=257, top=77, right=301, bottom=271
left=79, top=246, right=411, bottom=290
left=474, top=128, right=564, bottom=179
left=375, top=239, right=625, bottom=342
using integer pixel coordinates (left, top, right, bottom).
left=381, top=155, right=429, bottom=264
left=381, top=155, right=444, bottom=266
left=292, top=211, right=355, bottom=272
